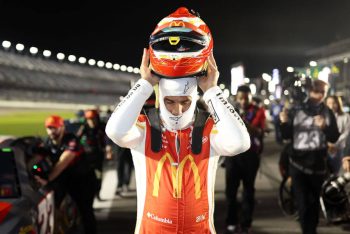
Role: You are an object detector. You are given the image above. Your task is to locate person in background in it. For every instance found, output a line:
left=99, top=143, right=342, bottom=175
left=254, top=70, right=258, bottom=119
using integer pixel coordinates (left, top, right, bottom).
left=77, top=109, right=113, bottom=200
left=36, top=115, right=97, bottom=234
left=75, top=109, right=85, bottom=123
left=279, top=79, right=339, bottom=234
left=251, top=96, right=263, bottom=108
left=342, top=133, right=350, bottom=172
left=325, top=95, right=350, bottom=175
left=111, top=93, right=157, bottom=197
left=270, top=99, right=284, bottom=144
left=224, top=85, right=265, bottom=234
left=99, top=107, right=113, bottom=124
left=114, top=146, right=134, bottom=196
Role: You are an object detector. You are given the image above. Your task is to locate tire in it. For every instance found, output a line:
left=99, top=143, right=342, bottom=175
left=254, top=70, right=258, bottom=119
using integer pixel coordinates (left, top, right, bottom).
left=278, top=176, right=298, bottom=219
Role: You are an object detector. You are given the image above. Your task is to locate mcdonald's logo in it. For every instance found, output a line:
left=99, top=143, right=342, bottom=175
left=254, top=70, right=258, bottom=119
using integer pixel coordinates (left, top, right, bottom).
left=169, top=21, right=185, bottom=28
left=153, top=153, right=201, bottom=199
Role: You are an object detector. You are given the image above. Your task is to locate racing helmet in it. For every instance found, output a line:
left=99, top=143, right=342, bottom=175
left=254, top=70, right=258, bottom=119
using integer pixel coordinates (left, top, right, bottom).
left=149, top=7, right=213, bottom=78
left=320, top=173, right=350, bottom=224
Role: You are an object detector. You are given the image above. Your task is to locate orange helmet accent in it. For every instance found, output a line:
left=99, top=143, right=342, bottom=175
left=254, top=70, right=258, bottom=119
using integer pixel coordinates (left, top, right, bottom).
left=84, top=109, right=99, bottom=119
left=149, top=7, right=213, bottom=78
left=45, top=115, right=64, bottom=128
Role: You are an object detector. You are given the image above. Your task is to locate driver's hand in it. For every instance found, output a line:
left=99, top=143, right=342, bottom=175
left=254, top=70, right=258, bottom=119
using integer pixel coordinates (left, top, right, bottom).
left=197, top=52, right=219, bottom=93
left=140, top=48, right=160, bottom=86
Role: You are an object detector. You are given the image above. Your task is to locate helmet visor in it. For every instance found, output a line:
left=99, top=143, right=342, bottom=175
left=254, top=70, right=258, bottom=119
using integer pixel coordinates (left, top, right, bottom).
left=150, top=29, right=207, bottom=53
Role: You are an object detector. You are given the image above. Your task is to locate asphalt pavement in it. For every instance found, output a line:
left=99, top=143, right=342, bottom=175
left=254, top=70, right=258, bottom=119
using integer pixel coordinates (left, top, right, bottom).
left=94, top=132, right=350, bottom=234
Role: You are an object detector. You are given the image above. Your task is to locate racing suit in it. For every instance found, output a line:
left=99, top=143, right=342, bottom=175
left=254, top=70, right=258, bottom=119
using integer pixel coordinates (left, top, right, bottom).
left=106, top=79, right=250, bottom=234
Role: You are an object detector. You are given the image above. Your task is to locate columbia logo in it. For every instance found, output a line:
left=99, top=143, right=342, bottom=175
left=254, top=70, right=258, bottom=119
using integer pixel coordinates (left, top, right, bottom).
left=196, top=214, right=206, bottom=223
left=146, top=212, right=173, bottom=224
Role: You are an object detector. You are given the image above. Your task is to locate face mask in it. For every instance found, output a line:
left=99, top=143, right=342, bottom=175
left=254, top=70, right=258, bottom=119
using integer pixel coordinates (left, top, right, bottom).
left=158, top=78, right=198, bottom=130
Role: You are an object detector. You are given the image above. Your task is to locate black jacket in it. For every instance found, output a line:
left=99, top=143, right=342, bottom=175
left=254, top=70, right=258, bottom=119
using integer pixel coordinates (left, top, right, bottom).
left=280, top=99, right=340, bottom=173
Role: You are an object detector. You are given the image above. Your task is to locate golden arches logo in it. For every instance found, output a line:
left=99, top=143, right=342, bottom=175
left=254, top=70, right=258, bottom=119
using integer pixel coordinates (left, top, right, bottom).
left=169, top=21, right=185, bottom=28
left=152, top=153, right=201, bottom=199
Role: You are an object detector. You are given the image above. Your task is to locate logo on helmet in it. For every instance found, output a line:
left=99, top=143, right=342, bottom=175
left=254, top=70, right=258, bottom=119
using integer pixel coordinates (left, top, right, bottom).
left=169, top=21, right=186, bottom=28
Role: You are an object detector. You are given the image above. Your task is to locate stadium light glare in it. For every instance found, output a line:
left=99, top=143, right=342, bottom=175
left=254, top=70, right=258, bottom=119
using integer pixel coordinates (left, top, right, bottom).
left=43, top=50, right=51, bottom=57
left=127, top=66, right=133, bottom=73
left=287, top=66, right=294, bottom=72
left=57, top=53, right=65, bottom=60
left=97, top=61, right=105, bottom=68
left=16, top=43, right=24, bottom=51
left=133, top=67, right=140, bottom=73
left=120, top=65, right=127, bottom=71
left=78, top=57, right=86, bottom=64
left=262, top=73, right=272, bottom=82
left=113, top=64, right=120, bottom=70
left=105, top=62, right=113, bottom=69
left=309, top=61, right=317, bottom=67
left=88, top=59, right=96, bottom=66
left=249, top=84, right=257, bottom=95
left=2, top=40, right=11, bottom=49
left=68, top=55, right=76, bottom=62
left=29, top=47, right=38, bottom=55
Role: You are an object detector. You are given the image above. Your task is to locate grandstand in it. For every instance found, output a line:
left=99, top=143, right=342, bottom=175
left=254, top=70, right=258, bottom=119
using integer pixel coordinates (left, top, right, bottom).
left=0, top=49, right=139, bottom=106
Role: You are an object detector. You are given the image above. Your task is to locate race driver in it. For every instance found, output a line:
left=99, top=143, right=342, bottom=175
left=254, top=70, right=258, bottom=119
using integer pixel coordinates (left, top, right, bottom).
left=105, top=47, right=250, bottom=233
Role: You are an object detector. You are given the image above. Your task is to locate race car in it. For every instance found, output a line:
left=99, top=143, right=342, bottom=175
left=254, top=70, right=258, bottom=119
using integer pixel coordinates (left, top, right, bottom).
left=0, top=136, right=82, bottom=234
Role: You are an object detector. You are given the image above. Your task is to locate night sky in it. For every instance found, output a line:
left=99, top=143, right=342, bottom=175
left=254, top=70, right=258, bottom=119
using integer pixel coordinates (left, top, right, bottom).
left=1, top=0, right=350, bottom=85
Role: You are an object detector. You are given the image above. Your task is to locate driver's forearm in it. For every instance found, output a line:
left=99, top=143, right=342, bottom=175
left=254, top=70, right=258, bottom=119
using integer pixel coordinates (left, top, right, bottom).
left=105, top=79, right=153, bottom=147
left=203, top=86, right=250, bottom=156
